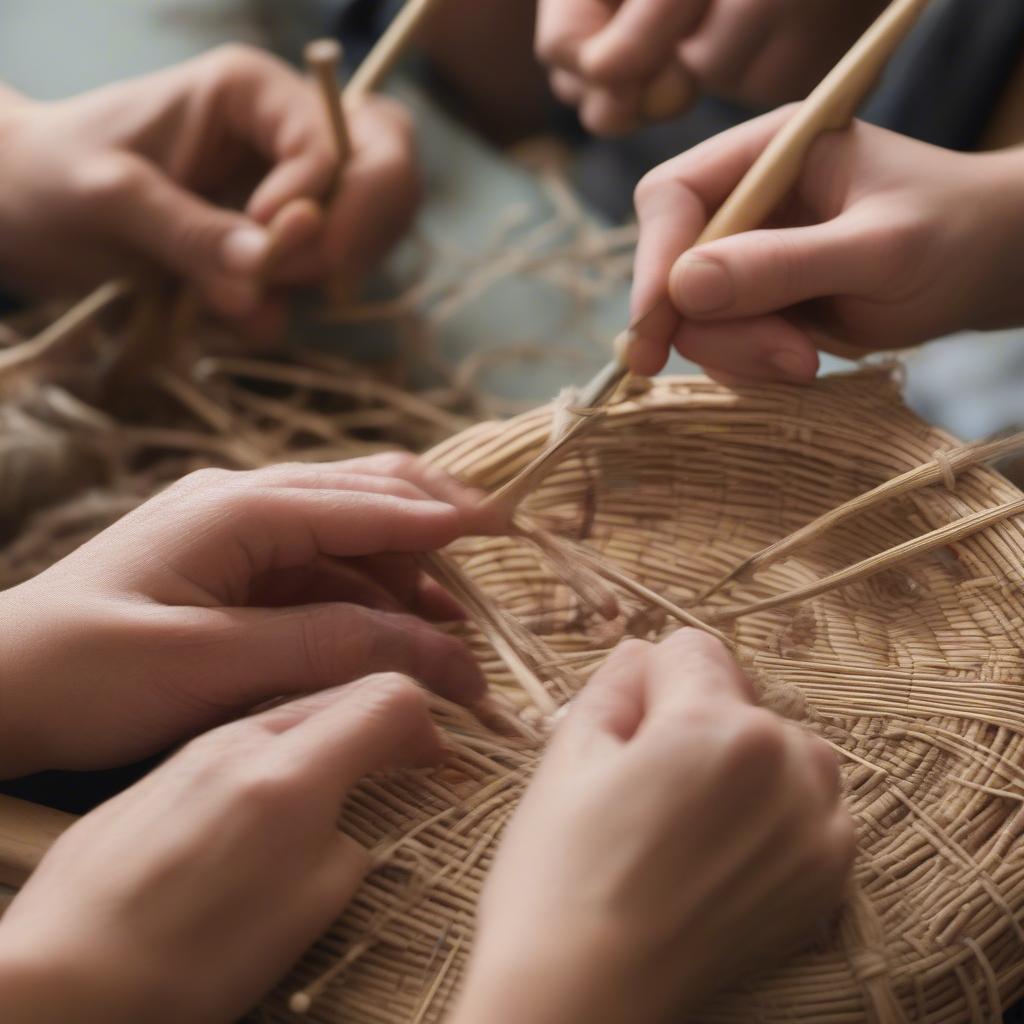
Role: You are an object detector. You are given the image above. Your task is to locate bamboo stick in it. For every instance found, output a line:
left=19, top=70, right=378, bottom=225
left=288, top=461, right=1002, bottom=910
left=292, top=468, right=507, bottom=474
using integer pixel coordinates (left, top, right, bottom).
left=0, top=796, right=75, bottom=888
left=305, top=39, right=352, bottom=172
left=346, top=0, right=449, bottom=99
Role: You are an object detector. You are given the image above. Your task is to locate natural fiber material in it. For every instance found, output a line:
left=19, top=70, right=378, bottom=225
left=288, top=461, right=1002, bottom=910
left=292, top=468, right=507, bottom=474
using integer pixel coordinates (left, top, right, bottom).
left=251, top=367, right=1024, bottom=1023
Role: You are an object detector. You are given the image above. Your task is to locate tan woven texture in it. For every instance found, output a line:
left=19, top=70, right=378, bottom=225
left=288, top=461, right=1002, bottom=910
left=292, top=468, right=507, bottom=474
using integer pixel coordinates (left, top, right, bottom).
left=254, top=368, right=1024, bottom=1023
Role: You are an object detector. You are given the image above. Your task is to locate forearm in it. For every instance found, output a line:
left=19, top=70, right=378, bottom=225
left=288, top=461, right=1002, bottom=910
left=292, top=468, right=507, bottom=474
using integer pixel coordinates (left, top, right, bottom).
left=0, top=943, right=140, bottom=1024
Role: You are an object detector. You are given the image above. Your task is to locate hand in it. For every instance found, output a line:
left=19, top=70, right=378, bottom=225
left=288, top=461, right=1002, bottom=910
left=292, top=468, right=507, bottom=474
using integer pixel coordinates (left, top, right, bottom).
left=629, top=112, right=1024, bottom=382
left=536, top=0, right=886, bottom=135
left=452, top=630, right=855, bottom=1024
left=0, top=45, right=419, bottom=329
left=0, top=674, right=441, bottom=1024
left=0, top=453, right=499, bottom=777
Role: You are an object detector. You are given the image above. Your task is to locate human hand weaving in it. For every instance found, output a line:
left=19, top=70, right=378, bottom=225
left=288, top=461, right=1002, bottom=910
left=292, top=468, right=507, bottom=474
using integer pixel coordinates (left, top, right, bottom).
left=0, top=45, right=417, bottom=335
left=1, top=0, right=1023, bottom=1022
left=628, top=111, right=1024, bottom=381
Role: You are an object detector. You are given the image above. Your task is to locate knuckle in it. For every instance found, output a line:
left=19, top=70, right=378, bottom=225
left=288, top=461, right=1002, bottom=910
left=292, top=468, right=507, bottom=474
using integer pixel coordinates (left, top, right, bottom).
left=358, top=672, right=426, bottom=716
left=610, top=637, right=652, bottom=668
left=205, top=42, right=270, bottom=80
left=363, top=95, right=415, bottom=143
left=173, top=466, right=238, bottom=494
left=633, top=169, right=663, bottom=211
left=226, top=760, right=298, bottom=809
left=71, top=153, right=147, bottom=205
left=299, top=604, right=358, bottom=687
left=719, top=708, right=788, bottom=777
left=363, top=451, right=421, bottom=479
left=667, top=627, right=729, bottom=661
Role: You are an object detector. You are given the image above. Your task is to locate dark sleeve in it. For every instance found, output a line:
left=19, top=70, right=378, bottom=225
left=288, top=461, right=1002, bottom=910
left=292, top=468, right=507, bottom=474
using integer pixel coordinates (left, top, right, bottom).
left=863, top=0, right=1024, bottom=150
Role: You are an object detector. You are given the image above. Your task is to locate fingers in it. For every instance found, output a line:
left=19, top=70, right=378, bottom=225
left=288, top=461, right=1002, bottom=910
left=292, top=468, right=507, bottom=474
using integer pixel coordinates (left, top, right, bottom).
left=189, top=46, right=337, bottom=224
left=159, top=480, right=466, bottom=579
left=565, top=628, right=753, bottom=746
left=669, top=218, right=882, bottom=322
left=243, top=453, right=499, bottom=532
left=579, top=0, right=709, bottom=86
left=259, top=673, right=445, bottom=798
left=565, top=638, right=650, bottom=743
left=645, top=628, right=756, bottom=709
left=628, top=105, right=803, bottom=372
left=268, top=96, right=420, bottom=291
left=667, top=314, right=821, bottom=383
left=579, top=83, right=644, bottom=137
left=73, top=151, right=269, bottom=318
left=186, top=599, right=486, bottom=706
left=536, top=0, right=614, bottom=71
left=676, top=0, right=771, bottom=95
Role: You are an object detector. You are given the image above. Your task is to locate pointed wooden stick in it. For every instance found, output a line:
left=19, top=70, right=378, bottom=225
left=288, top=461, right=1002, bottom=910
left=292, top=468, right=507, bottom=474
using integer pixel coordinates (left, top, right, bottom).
left=305, top=38, right=352, bottom=173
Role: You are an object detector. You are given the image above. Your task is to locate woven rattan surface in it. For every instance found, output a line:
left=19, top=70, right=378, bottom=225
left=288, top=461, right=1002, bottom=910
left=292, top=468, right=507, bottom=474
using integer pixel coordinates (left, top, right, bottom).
left=255, top=369, right=1024, bottom=1023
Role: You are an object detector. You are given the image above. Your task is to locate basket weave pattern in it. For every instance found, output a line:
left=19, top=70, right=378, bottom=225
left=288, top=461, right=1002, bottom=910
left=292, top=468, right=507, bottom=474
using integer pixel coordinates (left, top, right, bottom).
left=261, top=369, right=1024, bottom=1022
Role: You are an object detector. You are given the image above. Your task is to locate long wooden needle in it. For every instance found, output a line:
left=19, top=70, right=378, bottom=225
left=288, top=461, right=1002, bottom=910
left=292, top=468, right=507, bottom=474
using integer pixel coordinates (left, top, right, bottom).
left=576, top=0, right=933, bottom=413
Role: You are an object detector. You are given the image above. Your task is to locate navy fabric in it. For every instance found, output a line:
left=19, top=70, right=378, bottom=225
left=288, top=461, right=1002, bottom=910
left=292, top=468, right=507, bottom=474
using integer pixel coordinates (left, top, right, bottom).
left=863, top=0, right=1024, bottom=149
left=0, top=288, right=23, bottom=316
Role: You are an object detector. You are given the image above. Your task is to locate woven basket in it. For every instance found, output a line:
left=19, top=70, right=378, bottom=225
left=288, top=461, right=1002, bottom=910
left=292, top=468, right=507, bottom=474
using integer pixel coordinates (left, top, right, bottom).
left=264, top=368, right=1024, bottom=1023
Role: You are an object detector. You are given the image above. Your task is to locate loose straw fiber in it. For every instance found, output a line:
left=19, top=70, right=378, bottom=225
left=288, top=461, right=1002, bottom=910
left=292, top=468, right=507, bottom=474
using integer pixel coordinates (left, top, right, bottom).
left=260, top=367, right=1024, bottom=1023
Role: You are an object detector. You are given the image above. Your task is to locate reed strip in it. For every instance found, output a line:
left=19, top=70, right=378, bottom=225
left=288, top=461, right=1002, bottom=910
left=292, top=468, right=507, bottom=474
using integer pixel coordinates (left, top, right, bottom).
left=704, top=432, right=1024, bottom=598
left=712, top=498, right=1024, bottom=622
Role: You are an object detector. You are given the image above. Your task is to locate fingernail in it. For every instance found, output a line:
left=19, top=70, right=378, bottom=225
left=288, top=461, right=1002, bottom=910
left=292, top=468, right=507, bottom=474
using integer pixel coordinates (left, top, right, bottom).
left=673, top=256, right=734, bottom=315
left=221, top=226, right=270, bottom=274
left=770, top=349, right=815, bottom=382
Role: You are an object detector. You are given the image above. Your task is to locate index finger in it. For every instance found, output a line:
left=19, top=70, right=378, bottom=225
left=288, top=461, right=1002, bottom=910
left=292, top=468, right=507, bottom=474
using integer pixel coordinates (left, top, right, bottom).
left=265, top=674, right=444, bottom=800
left=629, top=106, right=794, bottom=372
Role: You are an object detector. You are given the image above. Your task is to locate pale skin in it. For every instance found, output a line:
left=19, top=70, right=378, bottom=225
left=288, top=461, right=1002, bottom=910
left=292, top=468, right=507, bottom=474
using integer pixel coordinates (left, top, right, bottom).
left=628, top=110, right=1024, bottom=382
left=535, top=0, right=887, bottom=136
left=0, top=43, right=856, bottom=1023
left=0, top=45, right=420, bottom=337
left=0, top=508, right=855, bottom=1023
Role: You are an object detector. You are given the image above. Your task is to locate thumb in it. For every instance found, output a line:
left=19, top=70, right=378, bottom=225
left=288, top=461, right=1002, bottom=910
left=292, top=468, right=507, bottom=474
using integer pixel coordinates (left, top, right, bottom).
left=668, top=217, right=880, bottom=322
left=89, top=151, right=272, bottom=316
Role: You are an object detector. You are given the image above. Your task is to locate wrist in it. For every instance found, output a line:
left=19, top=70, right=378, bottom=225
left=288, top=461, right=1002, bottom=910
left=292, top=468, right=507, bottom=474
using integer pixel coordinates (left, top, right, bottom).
left=449, top=929, right=701, bottom=1024
left=0, top=922, right=186, bottom=1024
left=0, top=585, right=55, bottom=779
left=962, top=147, right=1024, bottom=332
left=0, top=938, right=126, bottom=1024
